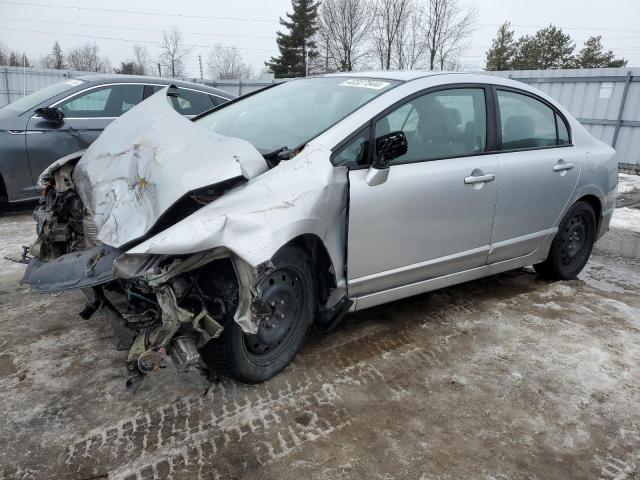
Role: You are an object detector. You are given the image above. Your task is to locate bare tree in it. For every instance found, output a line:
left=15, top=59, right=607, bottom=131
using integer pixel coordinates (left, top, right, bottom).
left=207, top=45, right=252, bottom=79
left=66, top=43, right=110, bottom=72
left=132, top=45, right=151, bottom=75
left=159, top=26, right=190, bottom=78
left=0, top=41, right=8, bottom=66
left=425, top=0, right=476, bottom=70
left=317, top=0, right=372, bottom=72
left=371, top=0, right=412, bottom=69
left=394, top=4, right=430, bottom=69
left=39, top=40, right=66, bottom=69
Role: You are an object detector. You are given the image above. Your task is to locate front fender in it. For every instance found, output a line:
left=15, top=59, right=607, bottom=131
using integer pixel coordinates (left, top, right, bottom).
left=126, top=146, right=349, bottom=286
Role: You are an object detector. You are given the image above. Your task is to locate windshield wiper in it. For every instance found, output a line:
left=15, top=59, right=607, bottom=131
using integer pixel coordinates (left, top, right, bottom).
left=263, top=146, right=292, bottom=160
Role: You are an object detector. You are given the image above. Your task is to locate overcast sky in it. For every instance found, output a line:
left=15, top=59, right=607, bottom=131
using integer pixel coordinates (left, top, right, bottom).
left=1, top=0, right=640, bottom=78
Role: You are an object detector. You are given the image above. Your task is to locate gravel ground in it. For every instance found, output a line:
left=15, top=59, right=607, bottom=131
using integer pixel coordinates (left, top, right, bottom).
left=1, top=186, right=639, bottom=480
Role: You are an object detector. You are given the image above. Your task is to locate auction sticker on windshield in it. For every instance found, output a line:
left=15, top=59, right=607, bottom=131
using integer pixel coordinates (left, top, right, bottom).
left=340, top=79, right=391, bottom=90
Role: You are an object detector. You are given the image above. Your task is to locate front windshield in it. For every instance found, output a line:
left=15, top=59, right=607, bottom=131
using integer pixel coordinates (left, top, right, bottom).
left=195, top=77, right=400, bottom=154
left=0, top=78, right=85, bottom=115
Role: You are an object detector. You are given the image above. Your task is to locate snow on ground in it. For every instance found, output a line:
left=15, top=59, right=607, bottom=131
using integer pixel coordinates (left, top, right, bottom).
left=618, top=173, right=640, bottom=194
left=611, top=207, right=640, bottom=234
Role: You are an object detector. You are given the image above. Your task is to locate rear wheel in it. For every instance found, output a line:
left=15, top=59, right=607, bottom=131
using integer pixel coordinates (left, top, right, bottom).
left=534, top=201, right=596, bottom=280
left=206, top=246, right=314, bottom=383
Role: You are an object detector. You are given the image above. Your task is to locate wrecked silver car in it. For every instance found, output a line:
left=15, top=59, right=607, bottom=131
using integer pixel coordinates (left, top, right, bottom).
left=21, top=73, right=617, bottom=392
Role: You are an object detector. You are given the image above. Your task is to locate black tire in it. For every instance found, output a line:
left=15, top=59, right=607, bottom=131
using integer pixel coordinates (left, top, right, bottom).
left=534, top=201, right=596, bottom=280
left=206, top=246, right=315, bottom=383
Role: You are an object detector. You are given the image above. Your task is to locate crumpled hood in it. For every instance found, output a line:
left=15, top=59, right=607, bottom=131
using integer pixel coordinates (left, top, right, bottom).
left=72, top=87, right=268, bottom=248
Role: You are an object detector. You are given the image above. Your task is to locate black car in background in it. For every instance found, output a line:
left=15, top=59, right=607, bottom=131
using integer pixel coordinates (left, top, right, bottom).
left=0, top=74, right=234, bottom=203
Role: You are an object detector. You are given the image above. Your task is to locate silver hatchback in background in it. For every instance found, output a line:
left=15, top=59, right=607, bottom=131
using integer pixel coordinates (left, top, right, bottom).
left=21, top=72, right=617, bottom=392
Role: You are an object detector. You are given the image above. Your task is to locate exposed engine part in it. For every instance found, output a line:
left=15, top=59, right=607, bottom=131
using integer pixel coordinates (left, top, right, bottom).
left=193, top=309, right=224, bottom=346
left=138, top=347, right=166, bottom=373
left=31, top=162, right=98, bottom=261
left=169, top=336, right=200, bottom=372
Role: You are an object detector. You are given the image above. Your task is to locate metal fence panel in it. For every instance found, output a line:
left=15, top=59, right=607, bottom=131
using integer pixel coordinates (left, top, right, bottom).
left=0, top=66, right=86, bottom=106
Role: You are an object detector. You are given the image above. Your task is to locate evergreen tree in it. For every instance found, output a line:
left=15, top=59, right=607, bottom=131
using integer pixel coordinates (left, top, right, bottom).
left=8, top=51, right=29, bottom=67
left=574, top=36, right=626, bottom=68
left=266, top=0, right=319, bottom=78
left=485, top=22, right=517, bottom=71
left=512, top=25, right=575, bottom=70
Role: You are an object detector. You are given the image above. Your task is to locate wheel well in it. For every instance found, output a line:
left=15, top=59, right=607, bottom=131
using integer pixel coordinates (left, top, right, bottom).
left=576, top=195, right=602, bottom=229
left=0, top=174, right=7, bottom=202
left=287, top=234, right=337, bottom=308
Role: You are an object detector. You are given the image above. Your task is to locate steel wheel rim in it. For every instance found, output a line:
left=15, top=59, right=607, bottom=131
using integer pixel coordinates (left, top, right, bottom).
left=244, top=267, right=304, bottom=357
left=559, top=214, right=588, bottom=267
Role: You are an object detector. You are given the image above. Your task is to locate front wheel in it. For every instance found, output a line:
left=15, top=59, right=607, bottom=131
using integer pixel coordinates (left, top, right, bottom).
left=534, top=201, right=596, bottom=280
left=205, top=246, right=315, bottom=384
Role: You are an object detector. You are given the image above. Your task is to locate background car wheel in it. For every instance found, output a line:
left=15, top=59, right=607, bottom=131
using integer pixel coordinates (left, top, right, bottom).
left=206, top=246, right=315, bottom=384
left=534, top=200, right=596, bottom=280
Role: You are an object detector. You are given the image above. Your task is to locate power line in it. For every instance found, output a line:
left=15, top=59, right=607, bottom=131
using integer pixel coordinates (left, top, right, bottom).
left=476, top=23, right=640, bottom=35
left=0, top=26, right=278, bottom=53
left=2, top=16, right=276, bottom=40
left=0, top=1, right=274, bottom=22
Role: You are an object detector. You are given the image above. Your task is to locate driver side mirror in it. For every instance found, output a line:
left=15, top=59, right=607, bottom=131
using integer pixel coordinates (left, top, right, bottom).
left=373, top=131, right=408, bottom=169
left=366, top=131, right=408, bottom=186
left=35, top=106, right=65, bottom=123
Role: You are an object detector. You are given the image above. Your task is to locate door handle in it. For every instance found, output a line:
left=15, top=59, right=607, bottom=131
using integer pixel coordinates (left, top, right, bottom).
left=464, top=173, right=495, bottom=184
left=553, top=160, right=575, bottom=172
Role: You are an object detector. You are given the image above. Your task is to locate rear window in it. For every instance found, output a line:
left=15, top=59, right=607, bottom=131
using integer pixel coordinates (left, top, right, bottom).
left=497, top=90, right=570, bottom=150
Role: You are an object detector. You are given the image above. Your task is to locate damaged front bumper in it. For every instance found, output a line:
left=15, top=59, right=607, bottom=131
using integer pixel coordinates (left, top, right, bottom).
left=21, top=242, right=278, bottom=392
left=21, top=245, right=121, bottom=293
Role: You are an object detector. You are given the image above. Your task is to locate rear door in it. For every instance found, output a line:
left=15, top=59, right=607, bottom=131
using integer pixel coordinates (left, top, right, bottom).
left=25, top=83, right=144, bottom=183
left=344, top=86, right=500, bottom=297
left=488, top=88, right=581, bottom=263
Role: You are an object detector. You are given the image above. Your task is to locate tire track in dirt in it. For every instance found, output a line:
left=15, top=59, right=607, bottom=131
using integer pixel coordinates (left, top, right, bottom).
left=60, top=317, right=457, bottom=480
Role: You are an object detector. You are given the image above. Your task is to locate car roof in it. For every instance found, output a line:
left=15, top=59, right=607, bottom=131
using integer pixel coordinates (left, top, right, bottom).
left=74, top=74, right=236, bottom=97
left=321, top=70, right=459, bottom=82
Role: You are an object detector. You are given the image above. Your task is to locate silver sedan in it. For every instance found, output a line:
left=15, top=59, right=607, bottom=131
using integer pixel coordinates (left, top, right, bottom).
left=22, top=72, right=617, bottom=391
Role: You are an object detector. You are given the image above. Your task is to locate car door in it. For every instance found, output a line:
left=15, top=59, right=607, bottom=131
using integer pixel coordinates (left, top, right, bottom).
left=25, top=83, right=144, bottom=184
left=488, top=88, right=581, bottom=264
left=343, top=86, right=500, bottom=297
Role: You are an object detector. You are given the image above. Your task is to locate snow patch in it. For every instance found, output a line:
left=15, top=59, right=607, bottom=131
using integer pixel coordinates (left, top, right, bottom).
left=618, top=173, right=640, bottom=195
left=610, top=207, right=640, bottom=234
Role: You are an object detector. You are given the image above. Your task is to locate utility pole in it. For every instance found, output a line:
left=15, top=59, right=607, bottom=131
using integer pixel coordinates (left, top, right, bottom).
left=325, top=38, right=329, bottom=73
left=157, top=62, right=162, bottom=77
left=198, top=55, right=204, bottom=83
left=22, top=53, right=26, bottom=97
left=305, top=47, right=309, bottom=77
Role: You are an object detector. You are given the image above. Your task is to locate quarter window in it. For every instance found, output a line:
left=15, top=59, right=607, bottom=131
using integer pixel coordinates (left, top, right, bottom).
left=374, top=88, right=487, bottom=165
left=333, top=128, right=369, bottom=168
left=170, top=89, right=216, bottom=115
left=59, top=84, right=144, bottom=118
left=497, top=90, right=570, bottom=150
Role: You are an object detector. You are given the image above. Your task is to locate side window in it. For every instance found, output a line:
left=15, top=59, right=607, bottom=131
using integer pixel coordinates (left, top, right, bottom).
left=497, top=90, right=567, bottom=150
left=333, top=128, right=369, bottom=168
left=209, top=94, right=227, bottom=107
left=170, top=88, right=215, bottom=115
left=374, top=88, right=487, bottom=165
left=557, top=113, right=570, bottom=145
left=59, top=84, right=144, bottom=118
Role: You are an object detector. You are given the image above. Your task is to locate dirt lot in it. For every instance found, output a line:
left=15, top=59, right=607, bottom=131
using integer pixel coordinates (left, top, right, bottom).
left=1, top=185, right=640, bottom=480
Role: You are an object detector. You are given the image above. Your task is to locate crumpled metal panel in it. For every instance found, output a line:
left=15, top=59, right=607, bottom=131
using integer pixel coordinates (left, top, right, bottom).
left=71, top=87, right=268, bottom=248
left=20, top=245, right=121, bottom=293
left=126, top=144, right=349, bottom=287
